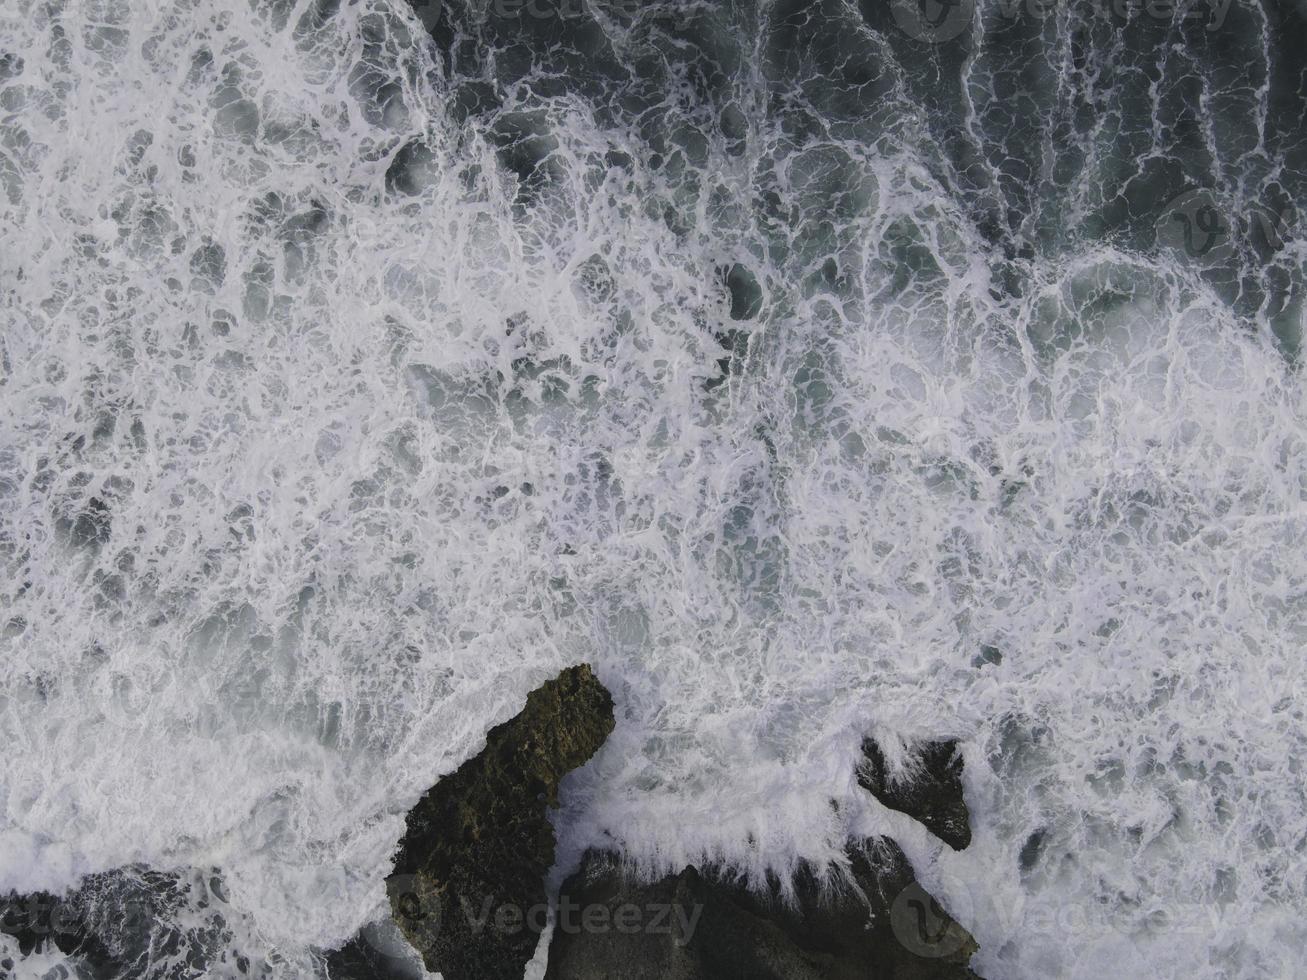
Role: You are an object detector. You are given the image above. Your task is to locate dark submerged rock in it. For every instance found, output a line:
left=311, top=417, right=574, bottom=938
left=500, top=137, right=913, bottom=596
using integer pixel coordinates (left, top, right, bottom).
left=387, top=663, right=615, bottom=980
left=858, top=739, right=972, bottom=851
left=545, top=838, right=979, bottom=979
left=0, top=885, right=120, bottom=972
left=0, top=867, right=243, bottom=978
left=1017, top=828, right=1047, bottom=874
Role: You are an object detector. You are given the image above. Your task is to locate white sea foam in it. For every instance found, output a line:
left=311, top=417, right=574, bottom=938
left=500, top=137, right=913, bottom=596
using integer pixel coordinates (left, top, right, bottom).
left=1, top=0, right=1304, bottom=977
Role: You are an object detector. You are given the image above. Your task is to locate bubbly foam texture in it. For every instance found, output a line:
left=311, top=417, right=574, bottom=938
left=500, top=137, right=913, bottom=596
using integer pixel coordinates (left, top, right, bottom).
left=1, top=0, right=1305, bottom=976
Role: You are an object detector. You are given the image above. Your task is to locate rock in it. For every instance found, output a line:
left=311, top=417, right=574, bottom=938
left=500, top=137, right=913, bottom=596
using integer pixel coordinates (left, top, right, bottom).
left=545, top=839, right=979, bottom=979
left=387, top=663, right=615, bottom=980
left=0, top=884, right=120, bottom=971
left=858, top=739, right=972, bottom=851
left=0, top=864, right=426, bottom=980
left=321, top=920, right=426, bottom=980
left=0, top=866, right=242, bottom=977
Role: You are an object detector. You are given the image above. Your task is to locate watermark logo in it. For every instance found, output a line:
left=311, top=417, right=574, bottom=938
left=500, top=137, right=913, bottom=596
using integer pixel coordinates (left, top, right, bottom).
left=888, top=879, right=974, bottom=959
left=386, top=874, right=441, bottom=931
left=891, top=0, right=975, bottom=43
left=412, top=0, right=443, bottom=31
left=1156, top=188, right=1292, bottom=270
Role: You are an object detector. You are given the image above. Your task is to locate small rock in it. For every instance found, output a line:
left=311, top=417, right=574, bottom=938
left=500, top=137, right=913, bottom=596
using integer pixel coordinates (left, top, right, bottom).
left=858, top=739, right=972, bottom=851
left=387, top=663, right=615, bottom=980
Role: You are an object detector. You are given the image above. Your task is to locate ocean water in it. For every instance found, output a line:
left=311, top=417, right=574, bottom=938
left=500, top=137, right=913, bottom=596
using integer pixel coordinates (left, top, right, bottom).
left=1, top=0, right=1306, bottom=976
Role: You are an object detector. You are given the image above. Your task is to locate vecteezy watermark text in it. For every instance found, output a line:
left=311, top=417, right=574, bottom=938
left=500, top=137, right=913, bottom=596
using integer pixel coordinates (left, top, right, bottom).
left=410, top=0, right=647, bottom=29
left=890, top=0, right=1233, bottom=44
left=385, top=876, right=703, bottom=948
left=464, top=893, right=701, bottom=943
